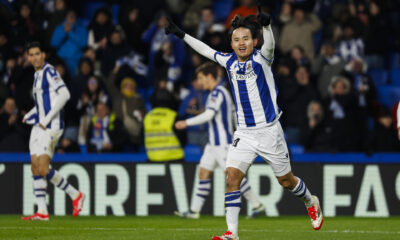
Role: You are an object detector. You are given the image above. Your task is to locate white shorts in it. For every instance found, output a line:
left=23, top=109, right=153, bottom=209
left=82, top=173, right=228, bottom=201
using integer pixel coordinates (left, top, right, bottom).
left=29, top=125, right=63, bottom=158
left=199, top=144, right=229, bottom=171
left=226, top=121, right=291, bottom=177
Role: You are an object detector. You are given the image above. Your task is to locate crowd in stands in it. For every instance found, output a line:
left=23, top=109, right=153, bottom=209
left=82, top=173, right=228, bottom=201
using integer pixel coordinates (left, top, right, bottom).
left=0, top=0, right=399, bottom=154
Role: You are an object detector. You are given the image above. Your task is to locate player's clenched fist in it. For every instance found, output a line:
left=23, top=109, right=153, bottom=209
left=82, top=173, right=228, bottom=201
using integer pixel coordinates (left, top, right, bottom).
left=175, top=120, right=187, bottom=130
left=257, top=4, right=271, bottom=26
left=165, top=17, right=185, bottom=39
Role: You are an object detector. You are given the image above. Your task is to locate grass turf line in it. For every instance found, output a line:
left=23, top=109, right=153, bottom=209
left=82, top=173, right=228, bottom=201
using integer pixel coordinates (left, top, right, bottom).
left=0, top=215, right=399, bottom=240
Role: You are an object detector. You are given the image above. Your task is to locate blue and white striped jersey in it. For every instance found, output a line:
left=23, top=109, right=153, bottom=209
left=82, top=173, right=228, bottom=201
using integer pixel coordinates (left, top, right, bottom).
left=205, top=84, right=234, bottom=146
left=214, top=49, right=281, bottom=129
left=32, top=62, right=67, bottom=130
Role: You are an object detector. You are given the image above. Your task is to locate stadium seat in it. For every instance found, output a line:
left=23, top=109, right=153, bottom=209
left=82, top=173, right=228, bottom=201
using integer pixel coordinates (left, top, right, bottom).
left=389, top=52, right=400, bottom=69
left=377, top=85, right=400, bottom=109
left=213, top=0, right=235, bottom=22
left=82, top=2, right=107, bottom=20
left=368, top=68, right=389, bottom=86
left=390, top=68, right=400, bottom=86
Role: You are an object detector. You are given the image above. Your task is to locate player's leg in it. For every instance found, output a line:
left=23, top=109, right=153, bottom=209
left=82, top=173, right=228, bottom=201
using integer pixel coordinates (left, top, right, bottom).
left=22, top=127, right=49, bottom=221
left=277, top=171, right=323, bottom=230
left=190, top=167, right=213, bottom=213
left=175, top=144, right=214, bottom=218
left=216, top=145, right=264, bottom=218
left=259, top=122, right=323, bottom=230
left=239, top=177, right=265, bottom=218
left=39, top=129, right=85, bottom=216
left=31, top=154, right=48, bottom=214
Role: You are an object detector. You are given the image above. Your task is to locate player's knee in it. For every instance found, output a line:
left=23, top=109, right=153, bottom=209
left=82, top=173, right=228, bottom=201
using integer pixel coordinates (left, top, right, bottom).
left=226, top=174, right=241, bottom=190
left=278, top=178, right=293, bottom=189
left=37, top=166, right=50, bottom=177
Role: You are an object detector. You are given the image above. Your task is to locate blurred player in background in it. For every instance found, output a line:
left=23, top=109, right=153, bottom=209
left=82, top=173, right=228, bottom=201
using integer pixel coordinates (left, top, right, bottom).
left=174, top=62, right=265, bottom=219
left=21, top=42, right=85, bottom=221
left=166, top=4, right=323, bottom=240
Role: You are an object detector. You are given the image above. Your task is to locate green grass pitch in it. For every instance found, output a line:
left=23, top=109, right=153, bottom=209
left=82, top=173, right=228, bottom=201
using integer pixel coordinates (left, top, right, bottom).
left=0, top=215, right=399, bottom=240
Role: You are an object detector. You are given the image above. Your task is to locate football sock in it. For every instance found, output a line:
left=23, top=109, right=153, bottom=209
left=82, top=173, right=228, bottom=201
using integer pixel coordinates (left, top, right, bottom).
left=290, top=177, right=313, bottom=207
left=33, top=176, right=48, bottom=215
left=46, top=169, right=80, bottom=200
left=190, top=179, right=211, bottom=213
left=225, top=190, right=241, bottom=237
left=240, top=178, right=261, bottom=208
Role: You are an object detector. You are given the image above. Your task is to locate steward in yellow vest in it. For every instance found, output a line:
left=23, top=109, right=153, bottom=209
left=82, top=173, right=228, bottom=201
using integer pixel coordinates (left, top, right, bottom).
left=144, top=107, right=184, bottom=162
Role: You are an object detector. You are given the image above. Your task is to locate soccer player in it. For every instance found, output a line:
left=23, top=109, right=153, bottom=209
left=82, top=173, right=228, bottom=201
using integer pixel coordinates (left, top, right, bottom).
left=21, top=42, right=85, bottom=221
left=165, top=6, right=323, bottom=240
left=174, top=62, right=265, bottom=219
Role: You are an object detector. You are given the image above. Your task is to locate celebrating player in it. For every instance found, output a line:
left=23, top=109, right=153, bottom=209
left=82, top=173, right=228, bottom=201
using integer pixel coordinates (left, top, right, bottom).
left=165, top=5, right=323, bottom=240
left=174, top=62, right=265, bottom=219
left=21, top=42, right=85, bottom=221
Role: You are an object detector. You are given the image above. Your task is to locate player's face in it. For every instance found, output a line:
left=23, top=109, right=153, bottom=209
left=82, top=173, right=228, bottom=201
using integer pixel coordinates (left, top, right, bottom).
left=197, top=72, right=209, bottom=90
left=231, top=27, right=257, bottom=62
left=27, top=47, right=45, bottom=70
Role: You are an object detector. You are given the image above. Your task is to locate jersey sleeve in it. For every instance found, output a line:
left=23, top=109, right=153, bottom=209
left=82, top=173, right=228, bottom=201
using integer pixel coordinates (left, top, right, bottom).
left=206, top=89, right=224, bottom=112
left=213, top=51, right=233, bottom=68
left=45, top=67, right=66, bottom=92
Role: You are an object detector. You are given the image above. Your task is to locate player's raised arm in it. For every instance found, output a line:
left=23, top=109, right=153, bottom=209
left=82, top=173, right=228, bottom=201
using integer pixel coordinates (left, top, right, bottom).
left=165, top=18, right=217, bottom=62
left=257, top=4, right=274, bottom=64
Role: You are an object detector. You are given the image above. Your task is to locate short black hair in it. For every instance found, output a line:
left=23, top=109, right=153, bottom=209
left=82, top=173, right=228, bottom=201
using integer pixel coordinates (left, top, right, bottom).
left=229, top=15, right=260, bottom=42
left=25, top=42, right=43, bottom=53
left=196, top=62, right=218, bottom=80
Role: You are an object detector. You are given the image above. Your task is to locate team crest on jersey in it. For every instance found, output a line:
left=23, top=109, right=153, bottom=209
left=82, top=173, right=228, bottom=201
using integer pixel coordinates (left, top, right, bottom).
left=247, top=62, right=251, bottom=70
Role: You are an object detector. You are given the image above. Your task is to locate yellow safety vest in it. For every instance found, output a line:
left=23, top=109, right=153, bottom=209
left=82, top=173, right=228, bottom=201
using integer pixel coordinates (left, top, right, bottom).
left=144, top=107, right=184, bottom=161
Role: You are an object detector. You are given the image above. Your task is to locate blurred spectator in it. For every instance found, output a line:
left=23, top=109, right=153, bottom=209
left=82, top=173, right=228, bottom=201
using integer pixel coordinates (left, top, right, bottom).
left=106, top=66, right=146, bottom=151
left=82, top=46, right=101, bottom=76
left=0, top=32, right=14, bottom=71
left=51, top=9, right=88, bottom=75
left=144, top=82, right=184, bottom=162
left=363, top=1, right=389, bottom=69
left=142, top=12, right=186, bottom=84
left=312, top=41, right=346, bottom=99
left=343, top=58, right=378, bottom=149
left=70, top=58, right=93, bottom=102
left=119, top=6, right=146, bottom=55
left=0, top=56, right=17, bottom=102
left=0, top=97, right=29, bottom=152
left=86, top=102, right=127, bottom=153
left=77, top=76, right=108, bottom=145
left=44, top=0, right=68, bottom=48
left=342, top=58, right=377, bottom=113
left=87, top=7, right=115, bottom=56
left=178, top=76, right=208, bottom=148
left=101, top=27, right=131, bottom=77
left=197, top=6, right=215, bottom=39
left=225, top=0, right=257, bottom=29
left=397, top=102, right=400, bottom=141
left=150, top=78, right=180, bottom=111
left=337, top=23, right=364, bottom=62
left=56, top=137, right=80, bottom=153
left=280, top=66, right=318, bottom=143
left=8, top=53, right=34, bottom=112
left=300, top=100, right=333, bottom=152
left=325, top=76, right=358, bottom=151
left=182, top=0, right=212, bottom=34
left=368, top=108, right=400, bottom=152
left=291, top=45, right=310, bottom=67
left=278, top=2, right=292, bottom=28
left=279, top=7, right=321, bottom=61
left=11, top=3, right=42, bottom=50
left=154, top=39, right=184, bottom=89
